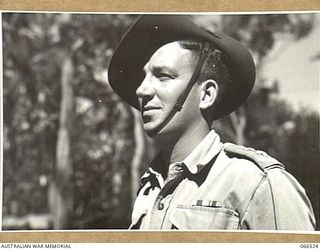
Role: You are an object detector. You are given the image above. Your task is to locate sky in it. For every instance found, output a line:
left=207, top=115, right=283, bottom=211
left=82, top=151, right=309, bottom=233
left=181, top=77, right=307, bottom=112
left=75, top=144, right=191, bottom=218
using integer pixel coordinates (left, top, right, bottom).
left=264, top=14, right=319, bottom=113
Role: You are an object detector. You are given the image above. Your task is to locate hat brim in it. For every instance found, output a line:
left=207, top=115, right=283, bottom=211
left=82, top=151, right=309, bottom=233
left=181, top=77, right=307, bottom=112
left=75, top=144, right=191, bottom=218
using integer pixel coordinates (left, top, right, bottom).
left=108, top=14, right=255, bottom=118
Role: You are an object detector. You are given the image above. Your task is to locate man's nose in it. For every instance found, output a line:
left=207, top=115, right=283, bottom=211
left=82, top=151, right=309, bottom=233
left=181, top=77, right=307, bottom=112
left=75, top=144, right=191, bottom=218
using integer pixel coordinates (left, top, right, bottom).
left=136, top=76, right=154, bottom=99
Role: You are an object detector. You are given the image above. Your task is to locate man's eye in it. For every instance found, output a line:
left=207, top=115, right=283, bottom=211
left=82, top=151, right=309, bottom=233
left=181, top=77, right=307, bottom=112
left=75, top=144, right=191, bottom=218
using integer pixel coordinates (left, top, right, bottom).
left=156, top=73, right=174, bottom=80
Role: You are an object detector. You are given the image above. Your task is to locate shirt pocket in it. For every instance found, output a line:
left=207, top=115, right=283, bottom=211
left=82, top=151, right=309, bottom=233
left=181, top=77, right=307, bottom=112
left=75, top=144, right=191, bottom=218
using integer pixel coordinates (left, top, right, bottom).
left=169, top=204, right=239, bottom=230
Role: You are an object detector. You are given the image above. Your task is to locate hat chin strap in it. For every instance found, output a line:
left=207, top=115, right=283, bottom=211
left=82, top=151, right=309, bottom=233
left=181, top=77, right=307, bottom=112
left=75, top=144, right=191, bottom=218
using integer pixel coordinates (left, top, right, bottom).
left=148, top=42, right=210, bottom=137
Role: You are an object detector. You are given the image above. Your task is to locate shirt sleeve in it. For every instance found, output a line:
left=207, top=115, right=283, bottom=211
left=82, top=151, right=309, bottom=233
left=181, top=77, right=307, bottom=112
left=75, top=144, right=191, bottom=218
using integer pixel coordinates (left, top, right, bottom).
left=241, top=168, right=316, bottom=230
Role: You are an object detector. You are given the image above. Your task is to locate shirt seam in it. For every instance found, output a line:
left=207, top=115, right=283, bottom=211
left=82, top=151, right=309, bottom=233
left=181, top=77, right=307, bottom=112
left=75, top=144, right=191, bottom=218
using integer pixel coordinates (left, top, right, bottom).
left=266, top=172, right=278, bottom=230
left=239, top=173, right=267, bottom=228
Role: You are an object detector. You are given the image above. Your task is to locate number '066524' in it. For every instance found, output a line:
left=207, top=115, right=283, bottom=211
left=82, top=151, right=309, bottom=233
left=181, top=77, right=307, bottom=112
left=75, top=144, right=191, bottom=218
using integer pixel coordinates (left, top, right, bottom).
left=300, top=244, right=319, bottom=248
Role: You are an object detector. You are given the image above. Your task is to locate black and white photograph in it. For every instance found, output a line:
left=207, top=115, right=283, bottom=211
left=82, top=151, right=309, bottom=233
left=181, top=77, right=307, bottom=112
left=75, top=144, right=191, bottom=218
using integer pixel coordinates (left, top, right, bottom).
left=1, top=12, right=319, bottom=232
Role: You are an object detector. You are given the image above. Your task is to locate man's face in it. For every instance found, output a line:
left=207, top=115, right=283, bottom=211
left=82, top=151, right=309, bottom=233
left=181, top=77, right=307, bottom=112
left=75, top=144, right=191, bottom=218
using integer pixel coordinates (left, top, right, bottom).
left=136, top=41, right=202, bottom=138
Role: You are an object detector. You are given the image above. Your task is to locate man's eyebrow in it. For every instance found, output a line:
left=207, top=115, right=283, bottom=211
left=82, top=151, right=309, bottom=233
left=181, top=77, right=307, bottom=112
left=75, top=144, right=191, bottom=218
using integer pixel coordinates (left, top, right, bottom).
left=153, top=65, right=172, bottom=72
left=149, top=65, right=178, bottom=76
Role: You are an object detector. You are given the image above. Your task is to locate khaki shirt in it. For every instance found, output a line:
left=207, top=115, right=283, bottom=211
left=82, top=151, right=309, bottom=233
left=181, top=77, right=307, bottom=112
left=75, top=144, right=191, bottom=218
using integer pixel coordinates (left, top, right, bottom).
left=130, top=130, right=315, bottom=230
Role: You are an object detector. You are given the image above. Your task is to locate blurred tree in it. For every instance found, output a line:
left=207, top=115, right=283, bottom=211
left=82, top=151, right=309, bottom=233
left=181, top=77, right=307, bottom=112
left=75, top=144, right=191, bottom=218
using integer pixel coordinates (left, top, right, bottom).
left=286, top=110, right=319, bottom=228
left=2, top=13, right=138, bottom=229
left=52, top=33, right=75, bottom=229
left=131, top=108, right=146, bottom=202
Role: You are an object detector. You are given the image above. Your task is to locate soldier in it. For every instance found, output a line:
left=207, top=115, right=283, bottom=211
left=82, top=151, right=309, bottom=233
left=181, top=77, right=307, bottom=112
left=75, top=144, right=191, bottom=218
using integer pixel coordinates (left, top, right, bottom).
left=108, top=15, right=315, bottom=230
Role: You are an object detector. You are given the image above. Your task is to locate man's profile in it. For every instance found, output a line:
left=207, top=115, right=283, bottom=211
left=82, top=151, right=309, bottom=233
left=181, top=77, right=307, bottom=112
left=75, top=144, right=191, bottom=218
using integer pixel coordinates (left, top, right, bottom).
left=108, top=15, right=315, bottom=230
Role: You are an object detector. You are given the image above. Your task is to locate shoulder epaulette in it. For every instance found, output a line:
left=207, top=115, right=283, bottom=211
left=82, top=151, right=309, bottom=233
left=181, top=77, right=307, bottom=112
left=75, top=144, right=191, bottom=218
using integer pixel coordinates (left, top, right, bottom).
left=223, top=143, right=284, bottom=172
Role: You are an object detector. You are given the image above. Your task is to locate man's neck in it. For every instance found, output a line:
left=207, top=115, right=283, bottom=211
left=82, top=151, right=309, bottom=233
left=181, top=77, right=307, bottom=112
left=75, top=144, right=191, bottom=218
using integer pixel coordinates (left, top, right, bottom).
left=155, top=122, right=211, bottom=168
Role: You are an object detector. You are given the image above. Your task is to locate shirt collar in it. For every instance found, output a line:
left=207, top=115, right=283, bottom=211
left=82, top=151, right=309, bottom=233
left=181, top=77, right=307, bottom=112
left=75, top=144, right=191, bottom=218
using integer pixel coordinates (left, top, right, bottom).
left=148, top=129, right=223, bottom=177
left=182, top=129, right=223, bottom=173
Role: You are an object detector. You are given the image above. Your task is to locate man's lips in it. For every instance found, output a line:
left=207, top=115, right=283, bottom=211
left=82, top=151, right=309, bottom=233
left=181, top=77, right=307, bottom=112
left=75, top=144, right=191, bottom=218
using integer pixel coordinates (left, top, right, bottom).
left=142, top=106, right=161, bottom=111
left=141, top=106, right=161, bottom=120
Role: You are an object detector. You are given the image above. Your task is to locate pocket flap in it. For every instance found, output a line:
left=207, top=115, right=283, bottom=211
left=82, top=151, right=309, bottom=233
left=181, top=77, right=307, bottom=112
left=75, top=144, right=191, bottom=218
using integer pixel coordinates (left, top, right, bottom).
left=169, top=205, right=239, bottom=230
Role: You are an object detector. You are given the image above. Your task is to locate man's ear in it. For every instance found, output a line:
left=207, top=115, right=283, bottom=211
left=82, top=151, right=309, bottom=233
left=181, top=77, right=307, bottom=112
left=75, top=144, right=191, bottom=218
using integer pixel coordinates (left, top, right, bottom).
left=199, top=79, right=218, bottom=110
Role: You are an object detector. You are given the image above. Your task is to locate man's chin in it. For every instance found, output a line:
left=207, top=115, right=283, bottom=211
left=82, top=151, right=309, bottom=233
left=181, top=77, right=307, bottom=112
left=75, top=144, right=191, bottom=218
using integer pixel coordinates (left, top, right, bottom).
left=143, top=125, right=159, bottom=137
left=143, top=121, right=163, bottom=137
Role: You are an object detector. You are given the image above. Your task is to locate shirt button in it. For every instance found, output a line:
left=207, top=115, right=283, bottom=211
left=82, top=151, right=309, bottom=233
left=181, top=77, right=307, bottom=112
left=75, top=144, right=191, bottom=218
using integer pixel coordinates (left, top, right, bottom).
left=157, top=203, right=164, bottom=210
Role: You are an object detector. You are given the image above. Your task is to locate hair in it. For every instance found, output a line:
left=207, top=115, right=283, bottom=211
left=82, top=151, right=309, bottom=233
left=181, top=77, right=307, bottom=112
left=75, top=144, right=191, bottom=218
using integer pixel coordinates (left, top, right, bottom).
left=178, top=38, right=232, bottom=120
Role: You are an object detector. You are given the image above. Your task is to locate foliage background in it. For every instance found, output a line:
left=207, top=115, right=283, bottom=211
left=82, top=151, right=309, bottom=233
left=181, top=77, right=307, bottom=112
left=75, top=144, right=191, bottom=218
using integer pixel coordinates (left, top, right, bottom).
left=2, top=13, right=319, bottom=230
